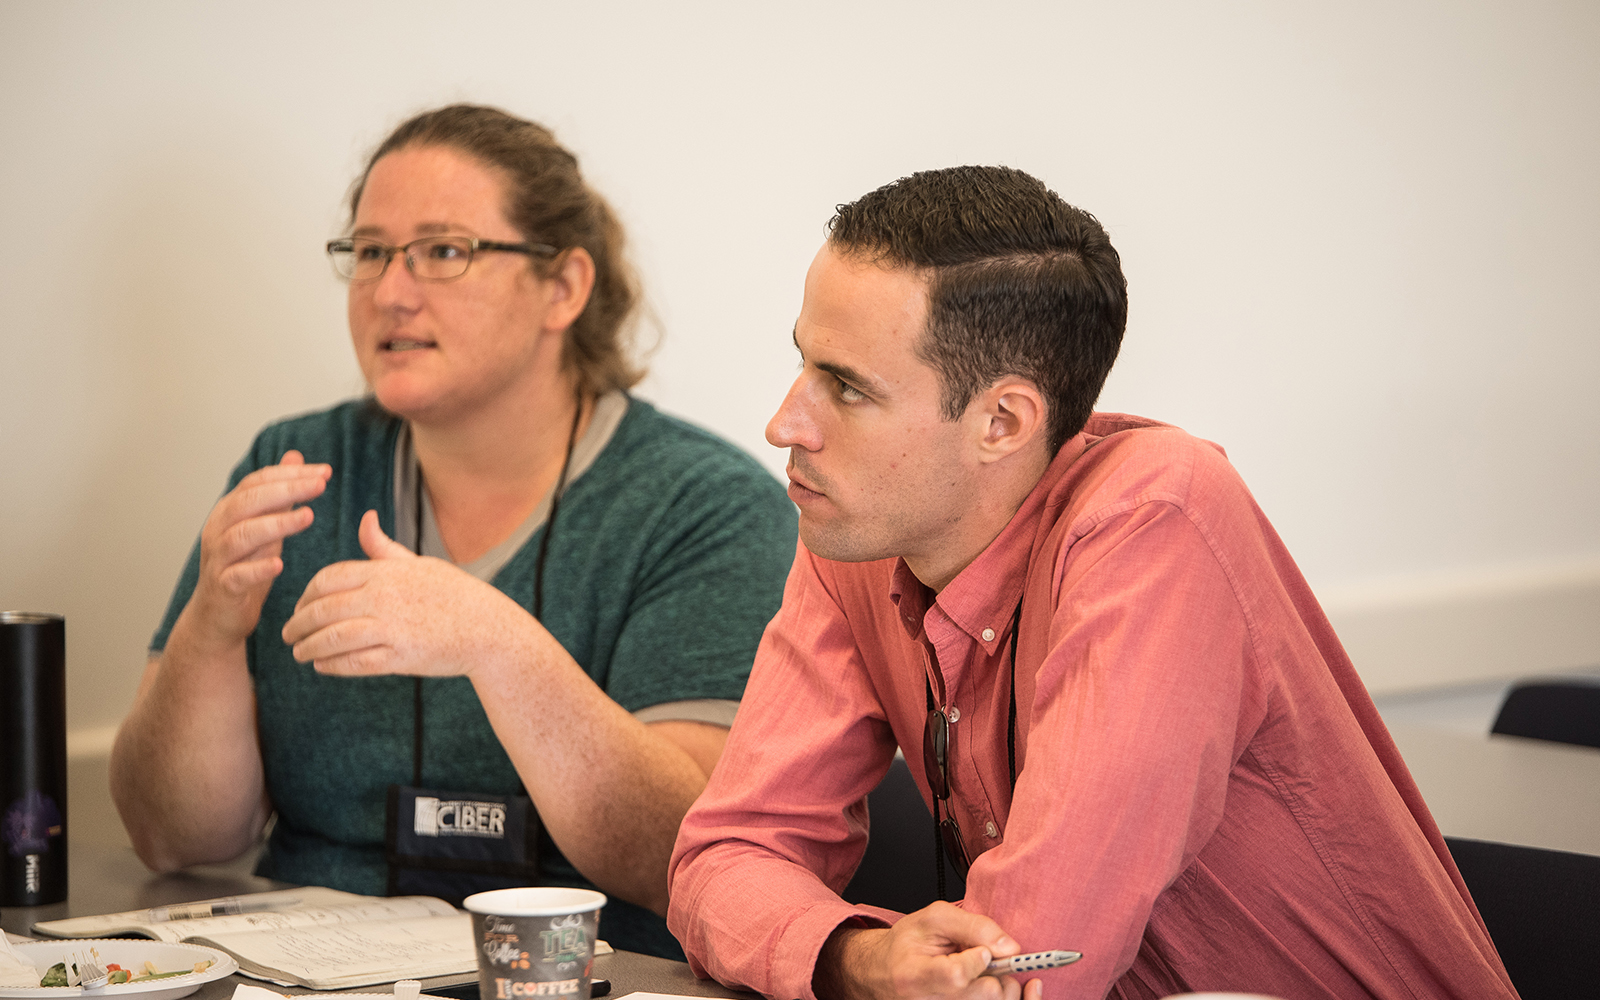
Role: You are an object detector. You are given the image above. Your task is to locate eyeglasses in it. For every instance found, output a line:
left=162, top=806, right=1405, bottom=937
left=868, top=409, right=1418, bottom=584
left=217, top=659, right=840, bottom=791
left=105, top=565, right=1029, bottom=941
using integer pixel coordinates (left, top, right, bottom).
left=325, top=236, right=558, bottom=282
left=924, top=703, right=974, bottom=880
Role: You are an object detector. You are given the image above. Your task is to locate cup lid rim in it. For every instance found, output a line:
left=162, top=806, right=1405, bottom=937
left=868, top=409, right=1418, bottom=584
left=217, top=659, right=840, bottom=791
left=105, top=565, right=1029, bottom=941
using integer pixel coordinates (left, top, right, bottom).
left=462, top=887, right=607, bottom=916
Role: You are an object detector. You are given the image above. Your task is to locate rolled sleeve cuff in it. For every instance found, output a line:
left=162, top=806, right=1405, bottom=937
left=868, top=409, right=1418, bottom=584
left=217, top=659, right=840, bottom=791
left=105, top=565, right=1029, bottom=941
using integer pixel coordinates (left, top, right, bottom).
left=768, top=901, right=899, bottom=1000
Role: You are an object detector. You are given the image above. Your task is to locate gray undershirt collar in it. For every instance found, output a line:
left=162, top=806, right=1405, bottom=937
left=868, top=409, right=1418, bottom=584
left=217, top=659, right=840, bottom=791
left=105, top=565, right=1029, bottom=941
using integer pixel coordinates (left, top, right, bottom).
left=392, top=389, right=629, bottom=581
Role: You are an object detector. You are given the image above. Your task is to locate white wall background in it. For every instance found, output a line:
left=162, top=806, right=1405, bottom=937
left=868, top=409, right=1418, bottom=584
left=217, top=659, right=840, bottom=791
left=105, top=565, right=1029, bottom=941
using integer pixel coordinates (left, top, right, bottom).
left=2, top=0, right=1597, bottom=751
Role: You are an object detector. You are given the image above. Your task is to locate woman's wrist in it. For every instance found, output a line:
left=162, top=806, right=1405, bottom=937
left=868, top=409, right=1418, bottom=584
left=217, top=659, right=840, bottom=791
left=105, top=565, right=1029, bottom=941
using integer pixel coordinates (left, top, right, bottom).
left=168, top=593, right=254, bottom=667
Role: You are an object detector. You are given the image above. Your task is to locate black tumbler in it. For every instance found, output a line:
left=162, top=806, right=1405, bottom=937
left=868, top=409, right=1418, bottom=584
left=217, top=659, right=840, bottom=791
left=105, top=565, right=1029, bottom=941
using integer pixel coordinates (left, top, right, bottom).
left=1, top=611, right=68, bottom=906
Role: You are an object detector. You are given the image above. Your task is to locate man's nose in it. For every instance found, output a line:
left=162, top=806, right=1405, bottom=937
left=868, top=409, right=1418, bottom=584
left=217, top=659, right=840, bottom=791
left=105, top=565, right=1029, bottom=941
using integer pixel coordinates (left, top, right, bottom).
left=766, top=377, right=820, bottom=452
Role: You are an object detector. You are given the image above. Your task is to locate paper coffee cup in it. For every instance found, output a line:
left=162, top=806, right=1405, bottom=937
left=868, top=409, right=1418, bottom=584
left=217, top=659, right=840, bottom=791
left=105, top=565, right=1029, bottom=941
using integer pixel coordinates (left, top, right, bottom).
left=463, top=887, right=605, bottom=1000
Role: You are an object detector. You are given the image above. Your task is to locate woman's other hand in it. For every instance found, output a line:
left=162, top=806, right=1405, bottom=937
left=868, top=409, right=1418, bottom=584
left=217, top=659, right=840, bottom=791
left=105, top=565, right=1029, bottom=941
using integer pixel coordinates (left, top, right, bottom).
left=281, top=509, right=533, bottom=677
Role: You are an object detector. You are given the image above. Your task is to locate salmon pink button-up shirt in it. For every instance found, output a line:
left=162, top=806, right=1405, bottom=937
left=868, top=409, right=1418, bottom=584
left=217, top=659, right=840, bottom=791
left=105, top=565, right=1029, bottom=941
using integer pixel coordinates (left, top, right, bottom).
left=668, top=414, right=1515, bottom=1000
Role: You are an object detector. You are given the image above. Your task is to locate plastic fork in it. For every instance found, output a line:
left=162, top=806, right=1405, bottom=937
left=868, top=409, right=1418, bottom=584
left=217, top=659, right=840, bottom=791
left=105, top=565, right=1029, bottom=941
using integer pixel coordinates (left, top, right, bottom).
left=75, top=950, right=110, bottom=991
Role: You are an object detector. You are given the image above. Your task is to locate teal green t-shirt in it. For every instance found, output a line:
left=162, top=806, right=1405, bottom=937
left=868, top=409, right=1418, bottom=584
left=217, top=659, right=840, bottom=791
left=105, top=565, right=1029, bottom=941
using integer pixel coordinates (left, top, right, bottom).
left=151, top=396, right=797, bottom=958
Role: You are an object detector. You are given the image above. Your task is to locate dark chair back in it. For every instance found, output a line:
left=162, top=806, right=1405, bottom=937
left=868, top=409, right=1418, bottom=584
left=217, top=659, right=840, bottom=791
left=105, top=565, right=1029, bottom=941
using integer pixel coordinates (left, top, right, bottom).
left=1446, top=836, right=1600, bottom=1000
left=1491, top=678, right=1600, bottom=749
left=842, top=755, right=964, bottom=912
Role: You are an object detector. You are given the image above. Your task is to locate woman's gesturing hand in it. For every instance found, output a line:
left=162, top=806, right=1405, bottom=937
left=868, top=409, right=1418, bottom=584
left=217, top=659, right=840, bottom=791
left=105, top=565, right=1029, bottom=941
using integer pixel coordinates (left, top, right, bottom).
left=191, top=450, right=331, bottom=650
left=281, top=509, right=536, bottom=679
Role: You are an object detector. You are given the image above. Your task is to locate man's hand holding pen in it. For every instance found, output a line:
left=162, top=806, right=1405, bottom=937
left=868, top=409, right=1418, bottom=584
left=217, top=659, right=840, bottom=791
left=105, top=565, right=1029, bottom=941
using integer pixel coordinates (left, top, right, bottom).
left=812, top=901, right=1058, bottom=1000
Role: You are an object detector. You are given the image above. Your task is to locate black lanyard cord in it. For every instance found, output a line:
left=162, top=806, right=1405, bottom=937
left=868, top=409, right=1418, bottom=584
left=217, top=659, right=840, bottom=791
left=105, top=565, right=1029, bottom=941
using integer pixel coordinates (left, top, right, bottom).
left=532, top=392, right=583, bottom=622
left=413, top=461, right=426, bottom=786
left=408, top=394, right=583, bottom=788
left=930, top=594, right=1024, bottom=899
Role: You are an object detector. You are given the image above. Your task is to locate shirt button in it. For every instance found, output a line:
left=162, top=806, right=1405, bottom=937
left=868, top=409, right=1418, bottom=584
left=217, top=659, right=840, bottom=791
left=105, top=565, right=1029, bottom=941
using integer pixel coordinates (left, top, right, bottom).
left=981, top=627, right=995, bottom=642
left=985, top=821, right=999, bottom=838
left=947, top=706, right=960, bottom=724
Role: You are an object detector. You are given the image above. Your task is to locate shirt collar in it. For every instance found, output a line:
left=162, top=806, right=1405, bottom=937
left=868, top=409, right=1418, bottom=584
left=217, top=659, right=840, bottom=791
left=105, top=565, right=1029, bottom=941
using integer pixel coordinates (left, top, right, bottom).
left=887, top=428, right=1093, bottom=653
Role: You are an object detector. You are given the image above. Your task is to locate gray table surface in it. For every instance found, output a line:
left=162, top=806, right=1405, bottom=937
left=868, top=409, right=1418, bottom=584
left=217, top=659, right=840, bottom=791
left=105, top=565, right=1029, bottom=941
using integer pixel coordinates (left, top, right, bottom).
left=1387, top=722, right=1600, bottom=856
left=2, top=841, right=749, bottom=999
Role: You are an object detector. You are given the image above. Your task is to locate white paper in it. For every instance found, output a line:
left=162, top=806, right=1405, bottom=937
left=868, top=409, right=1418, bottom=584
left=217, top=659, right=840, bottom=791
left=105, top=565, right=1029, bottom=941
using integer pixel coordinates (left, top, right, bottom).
left=195, top=913, right=476, bottom=990
left=32, top=887, right=366, bottom=943
left=31, top=887, right=471, bottom=989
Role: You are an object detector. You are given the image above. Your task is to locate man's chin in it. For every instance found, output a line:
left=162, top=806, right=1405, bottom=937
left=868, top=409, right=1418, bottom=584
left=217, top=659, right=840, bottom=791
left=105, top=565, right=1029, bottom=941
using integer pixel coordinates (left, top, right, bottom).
left=798, top=521, right=887, bottom=564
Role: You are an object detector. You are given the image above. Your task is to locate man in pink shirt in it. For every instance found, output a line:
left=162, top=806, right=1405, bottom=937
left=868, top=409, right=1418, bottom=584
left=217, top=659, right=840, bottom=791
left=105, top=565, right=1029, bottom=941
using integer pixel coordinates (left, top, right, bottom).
left=667, top=167, right=1516, bottom=1000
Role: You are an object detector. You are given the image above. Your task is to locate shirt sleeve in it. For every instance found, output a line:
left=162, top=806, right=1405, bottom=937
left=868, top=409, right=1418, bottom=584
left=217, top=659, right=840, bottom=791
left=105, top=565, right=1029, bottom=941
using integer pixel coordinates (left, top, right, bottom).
left=965, top=498, right=1260, bottom=994
left=668, top=544, right=905, bottom=999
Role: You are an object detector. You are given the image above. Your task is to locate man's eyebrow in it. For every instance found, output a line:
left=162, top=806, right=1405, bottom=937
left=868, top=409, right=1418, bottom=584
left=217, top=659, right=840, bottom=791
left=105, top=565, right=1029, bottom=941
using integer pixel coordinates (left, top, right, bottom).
left=815, top=359, right=880, bottom=393
left=791, top=326, right=889, bottom=395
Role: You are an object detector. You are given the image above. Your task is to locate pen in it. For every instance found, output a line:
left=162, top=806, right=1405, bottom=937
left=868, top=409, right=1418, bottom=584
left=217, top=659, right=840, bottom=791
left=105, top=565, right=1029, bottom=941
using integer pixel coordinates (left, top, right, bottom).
left=984, top=950, right=1082, bottom=975
left=145, top=895, right=302, bottom=922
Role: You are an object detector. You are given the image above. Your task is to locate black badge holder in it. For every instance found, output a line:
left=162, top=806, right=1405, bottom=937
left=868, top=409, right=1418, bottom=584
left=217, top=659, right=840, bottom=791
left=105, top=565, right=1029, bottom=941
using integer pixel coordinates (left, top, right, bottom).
left=385, top=784, right=542, bottom=905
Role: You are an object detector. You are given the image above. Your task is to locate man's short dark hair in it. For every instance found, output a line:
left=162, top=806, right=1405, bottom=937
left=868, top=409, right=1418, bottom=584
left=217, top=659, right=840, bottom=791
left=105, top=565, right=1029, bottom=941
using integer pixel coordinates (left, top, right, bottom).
left=828, top=166, right=1127, bottom=453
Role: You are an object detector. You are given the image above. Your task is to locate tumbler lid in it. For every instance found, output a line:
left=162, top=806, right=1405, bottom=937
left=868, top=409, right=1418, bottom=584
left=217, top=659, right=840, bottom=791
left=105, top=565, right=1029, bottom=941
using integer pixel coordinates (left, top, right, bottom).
left=0, top=611, right=64, bottom=624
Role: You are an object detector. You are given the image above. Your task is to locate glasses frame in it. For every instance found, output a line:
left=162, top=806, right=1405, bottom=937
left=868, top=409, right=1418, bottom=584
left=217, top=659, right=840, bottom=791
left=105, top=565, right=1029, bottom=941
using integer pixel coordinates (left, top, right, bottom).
left=924, top=704, right=975, bottom=879
left=325, top=235, right=559, bottom=283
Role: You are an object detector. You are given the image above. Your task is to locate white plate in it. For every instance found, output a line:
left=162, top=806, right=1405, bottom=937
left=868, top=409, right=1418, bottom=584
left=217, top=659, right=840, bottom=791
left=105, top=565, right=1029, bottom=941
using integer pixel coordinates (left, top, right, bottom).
left=0, top=940, right=238, bottom=1000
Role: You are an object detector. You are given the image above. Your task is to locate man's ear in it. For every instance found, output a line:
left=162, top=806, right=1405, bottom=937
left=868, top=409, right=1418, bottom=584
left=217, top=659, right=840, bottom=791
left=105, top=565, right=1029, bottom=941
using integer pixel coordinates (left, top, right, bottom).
left=970, top=378, right=1047, bottom=464
left=542, top=246, right=597, bottom=333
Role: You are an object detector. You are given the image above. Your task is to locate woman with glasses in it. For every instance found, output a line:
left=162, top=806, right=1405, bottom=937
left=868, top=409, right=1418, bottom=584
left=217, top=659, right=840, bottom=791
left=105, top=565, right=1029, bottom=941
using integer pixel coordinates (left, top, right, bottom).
left=110, top=104, right=796, bottom=959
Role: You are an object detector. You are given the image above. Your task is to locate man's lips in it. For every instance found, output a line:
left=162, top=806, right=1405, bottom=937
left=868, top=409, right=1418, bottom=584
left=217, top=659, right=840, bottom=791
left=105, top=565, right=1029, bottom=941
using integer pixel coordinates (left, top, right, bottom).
left=786, top=466, right=826, bottom=502
left=787, top=480, right=825, bottom=503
